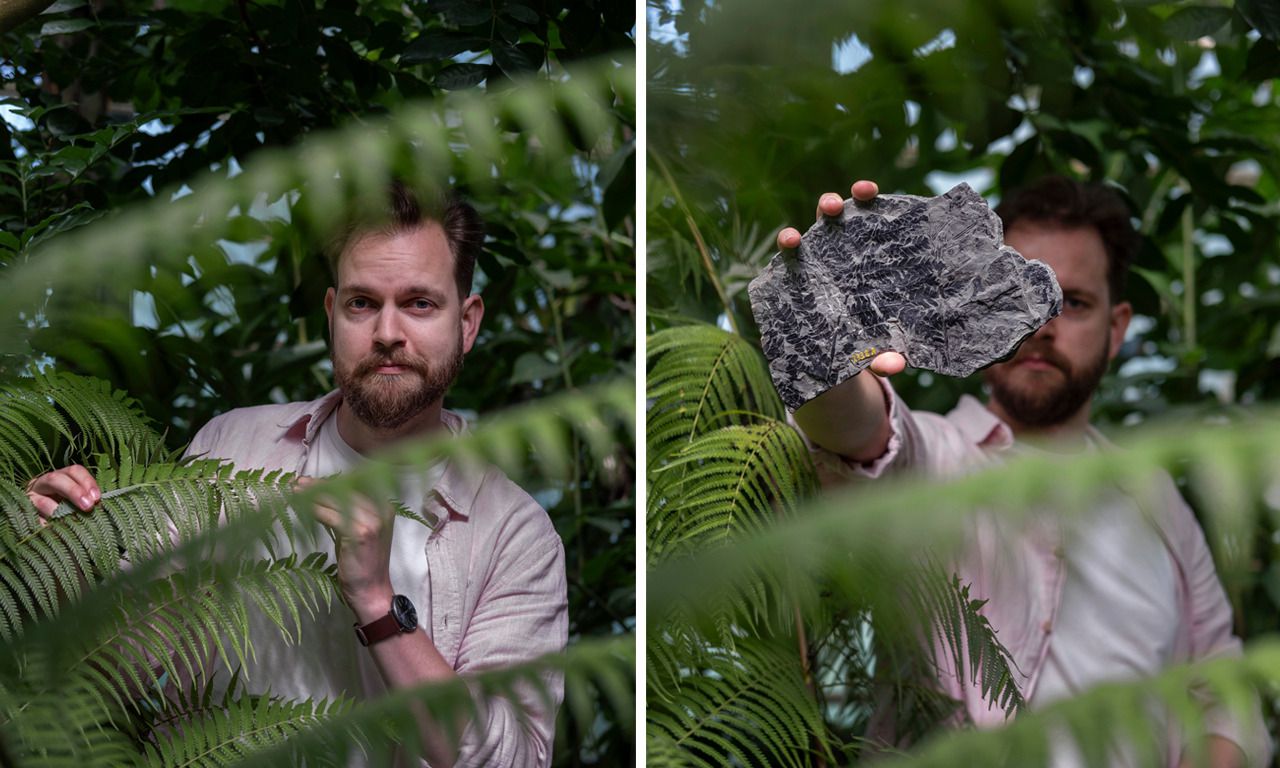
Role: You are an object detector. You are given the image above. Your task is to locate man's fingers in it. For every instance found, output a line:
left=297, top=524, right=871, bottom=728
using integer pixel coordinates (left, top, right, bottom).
left=851, top=180, right=879, bottom=201
left=29, top=494, right=60, bottom=520
left=291, top=475, right=320, bottom=491
left=815, top=192, right=844, bottom=220
left=311, top=505, right=341, bottom=528
left=64, top=465, right=100, bottom=504
left=869, top=351, right=907, bottom=377
left=777, top=227, right=801, bottom=250
left=30, top=471, right=96, bottom=512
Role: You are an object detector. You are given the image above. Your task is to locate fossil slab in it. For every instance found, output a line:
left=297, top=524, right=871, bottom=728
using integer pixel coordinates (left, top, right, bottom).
left=749, top=183, right=1062, bottom=411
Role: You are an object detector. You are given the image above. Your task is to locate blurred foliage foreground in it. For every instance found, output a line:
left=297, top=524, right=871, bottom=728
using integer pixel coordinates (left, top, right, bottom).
left=648, top=0, right=1280, bottom=765
left=0, top=32, right=637, bottom=766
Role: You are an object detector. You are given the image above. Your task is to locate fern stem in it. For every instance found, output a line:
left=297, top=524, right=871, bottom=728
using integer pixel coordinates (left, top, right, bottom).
left=650, top=151, right=740, bottom=335
left=1180, top=196, right=1196, bottom=351
left=794, top=602, right=827, bottom=768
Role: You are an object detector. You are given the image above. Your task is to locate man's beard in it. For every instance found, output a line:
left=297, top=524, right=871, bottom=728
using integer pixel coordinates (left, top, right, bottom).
left=985, top=340, right=1110, bottom=430
left=334, top=340, right=463, bottom=430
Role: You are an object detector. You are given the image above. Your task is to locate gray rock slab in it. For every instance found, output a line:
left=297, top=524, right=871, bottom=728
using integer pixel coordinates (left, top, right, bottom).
left=748, top=183, right=1062, bottom=411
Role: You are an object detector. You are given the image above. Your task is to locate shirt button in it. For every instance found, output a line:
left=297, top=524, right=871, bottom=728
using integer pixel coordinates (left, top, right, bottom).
left=1042, top=620, right=1053, bottom=634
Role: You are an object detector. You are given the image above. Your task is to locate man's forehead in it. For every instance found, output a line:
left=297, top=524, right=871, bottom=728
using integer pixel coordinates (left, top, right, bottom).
left=338, top=224, right=455, bottom=276
left=1005, top=223, right=1108, bottom=287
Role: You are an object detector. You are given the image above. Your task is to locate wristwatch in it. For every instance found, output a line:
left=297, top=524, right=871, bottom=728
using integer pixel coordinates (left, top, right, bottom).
left=354, top=594, right=419, bottom=646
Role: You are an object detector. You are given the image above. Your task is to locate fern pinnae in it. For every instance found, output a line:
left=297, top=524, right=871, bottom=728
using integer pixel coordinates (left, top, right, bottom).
left=141, top=695, right=346, bottom=768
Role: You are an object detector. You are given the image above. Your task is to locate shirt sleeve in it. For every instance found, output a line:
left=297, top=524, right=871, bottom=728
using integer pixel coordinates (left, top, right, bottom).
left=789, top=376, right=978, bottom=486
left=450, top=518, right=568, bottom=768
left=1171, top=484, right=1273, bottom=765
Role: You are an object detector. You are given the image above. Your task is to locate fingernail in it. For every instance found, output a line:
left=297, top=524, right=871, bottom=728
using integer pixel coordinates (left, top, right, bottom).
left=80, top=495, right=92, bottom=509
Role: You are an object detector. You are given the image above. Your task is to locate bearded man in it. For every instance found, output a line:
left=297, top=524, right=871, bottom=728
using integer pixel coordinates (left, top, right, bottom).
left=25, top=183, right=568, bottom=767
left=776, top=176, right=1269, bottom=767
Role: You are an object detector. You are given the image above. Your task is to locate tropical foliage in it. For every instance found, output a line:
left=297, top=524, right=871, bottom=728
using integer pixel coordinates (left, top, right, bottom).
left=2, top=1, right=635, bottom=765
left=648, top=0, right=1280, bottom=764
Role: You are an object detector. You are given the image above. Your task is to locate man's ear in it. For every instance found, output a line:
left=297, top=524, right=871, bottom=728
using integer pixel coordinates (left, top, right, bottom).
left=1108, top=300, right=1132, bottom=361
left=460, top=294, right=484, bottom=354
left=324, top=287, right=335, bottom=339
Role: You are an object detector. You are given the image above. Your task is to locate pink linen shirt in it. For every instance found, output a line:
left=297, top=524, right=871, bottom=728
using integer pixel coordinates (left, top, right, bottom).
left=801, top=378, right=1271, bottom=766
left=186, top=390, right=568, bottom=767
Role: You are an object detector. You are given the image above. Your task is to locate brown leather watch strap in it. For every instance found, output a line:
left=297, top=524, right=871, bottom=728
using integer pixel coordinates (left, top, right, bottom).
left=354, top=612, right=401, bottom=646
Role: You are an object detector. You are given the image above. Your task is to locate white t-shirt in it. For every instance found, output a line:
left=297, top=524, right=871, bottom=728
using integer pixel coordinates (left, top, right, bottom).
left=1027, top=444, right=1179, bottom=767
left=298, top=414, right=445, bottom=702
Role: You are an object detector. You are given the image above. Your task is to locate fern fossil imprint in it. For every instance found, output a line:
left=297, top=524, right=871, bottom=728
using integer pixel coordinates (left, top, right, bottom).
left=748, top=183, right=1062, bottom=411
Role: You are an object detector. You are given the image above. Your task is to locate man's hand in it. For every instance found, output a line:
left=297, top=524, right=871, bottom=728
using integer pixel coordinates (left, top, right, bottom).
left=293, top=476, right=462, bottom=767
left=293, top=476, right=394, bottom=619
left=25, top=465, right=101, bottom=524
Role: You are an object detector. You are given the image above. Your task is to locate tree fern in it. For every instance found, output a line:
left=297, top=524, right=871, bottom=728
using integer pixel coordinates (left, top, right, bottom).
left=649, top=421, right=816, bottom=560
left=650, top=397, right=1280, bottom=763
left=647, top=322, right=1029, bottom=766
left=0, top=366, right=635, bottom=766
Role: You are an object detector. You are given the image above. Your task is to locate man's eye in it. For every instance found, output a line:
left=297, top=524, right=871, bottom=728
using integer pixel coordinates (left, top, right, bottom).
left=348, top=298, right=370, bottom=310
left=410, top=299, right=434, bottom=310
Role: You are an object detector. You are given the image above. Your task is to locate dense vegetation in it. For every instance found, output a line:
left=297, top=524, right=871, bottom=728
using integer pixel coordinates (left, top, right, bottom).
left=648, top=0, right=1280, bottom=764
left=1, top=1, right=635, bottom=765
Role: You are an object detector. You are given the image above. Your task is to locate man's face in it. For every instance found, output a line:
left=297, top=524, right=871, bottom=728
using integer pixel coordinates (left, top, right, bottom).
left=324, top=224, right=483, bottom=431
left=983, top=223, right=1132, bottom=432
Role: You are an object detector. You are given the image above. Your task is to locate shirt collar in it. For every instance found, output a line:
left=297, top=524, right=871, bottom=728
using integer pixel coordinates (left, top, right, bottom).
left=280, top=391, right=485, bottom=522
left=951, top=394, right=1015, bottom=450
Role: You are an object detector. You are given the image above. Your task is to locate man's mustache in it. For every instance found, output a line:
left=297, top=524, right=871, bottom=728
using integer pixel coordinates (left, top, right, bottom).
left=354, top=354, right=429, bottom=376
left=1011, top=343, right=1071, bottom=373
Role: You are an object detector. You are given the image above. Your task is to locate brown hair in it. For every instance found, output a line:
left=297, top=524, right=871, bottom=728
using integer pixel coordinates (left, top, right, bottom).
left=995, top=175, right=1139, bottom=305
left=324, top=181, right=483, bottom=300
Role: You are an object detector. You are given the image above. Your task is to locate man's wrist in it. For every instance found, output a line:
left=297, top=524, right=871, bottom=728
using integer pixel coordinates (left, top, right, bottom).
left=348, top=585, right=397, bottom=625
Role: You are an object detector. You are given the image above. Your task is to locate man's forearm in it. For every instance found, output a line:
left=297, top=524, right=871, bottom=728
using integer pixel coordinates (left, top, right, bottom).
left=1177, top=735, right=1246, bottom=768
left=352, top=592, right=462, bottom=768
left=792, top=372, right=892, bottom=463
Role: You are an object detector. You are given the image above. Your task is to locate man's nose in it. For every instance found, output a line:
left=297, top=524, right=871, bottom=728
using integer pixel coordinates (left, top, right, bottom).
left=372, top=308, right=406, bottom=349
left=1032, top=314, right=1058, bottom=341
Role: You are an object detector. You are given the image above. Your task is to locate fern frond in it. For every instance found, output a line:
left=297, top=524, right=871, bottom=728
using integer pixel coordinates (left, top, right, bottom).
left=0, top=372, right=166, bottom=480
left=0, top=460, right=298, bottom=640
left=883, top=639, right=1280, bottom=768
left=140, top=694, right=351, bottom=768
left=648, top=421, right=816, bottom=561
left=287, top=378, right=633, bottom=515
left=61, top=554, right=337, bottom=719
left=228, top=635, right=634, bottom=768
left=646, top=636, right=826, bottom=768
left=649, top=411, right=1280, bottom=623
left=647, top=324, right=785, bottom=469
left=0, top=677, right=139, bottom=767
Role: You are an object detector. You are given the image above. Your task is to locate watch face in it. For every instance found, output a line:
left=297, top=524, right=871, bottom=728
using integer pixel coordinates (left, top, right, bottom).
left=391, top=594, right=418, bottom=632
